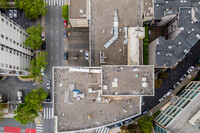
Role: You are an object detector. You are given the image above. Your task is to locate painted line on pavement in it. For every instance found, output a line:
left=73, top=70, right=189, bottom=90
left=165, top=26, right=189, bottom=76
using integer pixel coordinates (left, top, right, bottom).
left=44, top=108, right=46, bottom=119
left=52, top=108, right=54, bottom=119
left=49, top=108, right=51, bottom=119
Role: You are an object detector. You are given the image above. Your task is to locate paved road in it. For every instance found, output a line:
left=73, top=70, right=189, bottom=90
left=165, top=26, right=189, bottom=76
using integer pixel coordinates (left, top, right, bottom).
left=142, top=41, right=200, bottom=111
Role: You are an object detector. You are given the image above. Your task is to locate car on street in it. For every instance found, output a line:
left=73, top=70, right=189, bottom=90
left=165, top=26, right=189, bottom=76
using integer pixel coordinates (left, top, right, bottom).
left=42, top=41, right=46, bottom=50
left=47, top=80, right=51, bottom=89
left=85, top=51, right=89, bottom=60
left=13, top=10, right=17, bottom=18
left=159, top=97, right=164, bottom=102
left=64, top=52, right=68, bottom=60
left=64, top=20, right=67, bottom=27
left=41, top=32, right=45, bottom=41
left=64, top=30, right=68, bottom=38
left=187, top=66, right=194, bottom=74
left=41, top=68, right=45, bottom=76
left=46, top=94, right=50, bottom=102
left=123, top=119, right=132, bottom=124
left=0, top=94, right=3, bottom=103
left=142, top=108, right=149, bottom=114
left=9, top=10, right=13, bottom=19
left=114, top=122, right=123, bottom=128
left=194, top=59, right=200, bottom=66
left=173, top=82, right=180, bottom=89
left=179, top=74, right=187, bottom=82
left=166, top=89, right=172, bottom=97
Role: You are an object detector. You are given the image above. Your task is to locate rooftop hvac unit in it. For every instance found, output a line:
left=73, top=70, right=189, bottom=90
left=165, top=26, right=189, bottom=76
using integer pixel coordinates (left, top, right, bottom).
left=168, top=46, right=172, bottom=49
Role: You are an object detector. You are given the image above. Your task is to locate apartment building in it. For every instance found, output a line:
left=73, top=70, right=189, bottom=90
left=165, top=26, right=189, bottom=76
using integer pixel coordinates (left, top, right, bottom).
left=0, top=12, right=33, bottom=76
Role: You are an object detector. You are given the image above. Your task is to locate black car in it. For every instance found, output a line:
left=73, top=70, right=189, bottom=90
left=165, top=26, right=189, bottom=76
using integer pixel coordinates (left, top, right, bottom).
left=114, top=122, right=123, bottom=128
left=194, top=59, right=200, bottom=66
left=63, top=30, right=68, bottom=38
left=42, top=41, right=46, bottom=50
left=179, top=74, right=187, bottom=82
left=142, top=108, right=150, bottom=114
left=46, top=94, right=50, bottom=102
left=64, top=52, right=68, bottom=60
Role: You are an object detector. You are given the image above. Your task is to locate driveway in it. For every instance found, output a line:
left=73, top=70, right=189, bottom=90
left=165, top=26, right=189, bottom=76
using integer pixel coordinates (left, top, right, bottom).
left=0, top=76, right=35, bottom=103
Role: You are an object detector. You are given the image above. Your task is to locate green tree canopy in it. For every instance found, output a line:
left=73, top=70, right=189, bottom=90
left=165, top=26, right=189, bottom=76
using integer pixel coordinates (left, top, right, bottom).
left=14, top=87, right=48, bottom=125
left=14, top=0, right=47, bottom=19
left=30, top=51, right=48, bottom=83
left=62, top=4, right=69, bottom=21
left=24, top=24, right=43, bottom=50
left=138, top=116, right=153, bottom=133
left=0, top=0, right=9, bottom=10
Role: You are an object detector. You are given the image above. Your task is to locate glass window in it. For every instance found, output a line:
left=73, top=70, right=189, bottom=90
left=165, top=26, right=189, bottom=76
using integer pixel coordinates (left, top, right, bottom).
left=6, top=21, right=8, bottom=25
left=5, top=64, right=8, bottom=68
left=1, top=47, right=3, bottom=51
left=1, top=63, right=4, bottom=67
left=10, top=24, right=12, bottom=27
left=1, top=18, right=4, bottom=22
left=6, top=37, right=8, bottom=40
left=14, top=26, right=16, bottom=30
left=13, top=41, right=16, bottom=44
left=1, top=34, right=4, bottom=38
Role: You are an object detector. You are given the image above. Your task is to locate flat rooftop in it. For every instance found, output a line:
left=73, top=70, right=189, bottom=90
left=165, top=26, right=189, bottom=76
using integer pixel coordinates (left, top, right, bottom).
left=90, top=0, right=140, bottom=66
left=54, top=67, right=141, bottom=132
left=101, top=65, right=154, bottom=96
left=70, top=0, right=87, bottom=19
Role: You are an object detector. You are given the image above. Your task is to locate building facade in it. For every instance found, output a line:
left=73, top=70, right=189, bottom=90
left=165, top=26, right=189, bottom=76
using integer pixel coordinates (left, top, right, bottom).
left=154, top=81, right=200, bottom=133
left=0, top=12, right=33, bottom=76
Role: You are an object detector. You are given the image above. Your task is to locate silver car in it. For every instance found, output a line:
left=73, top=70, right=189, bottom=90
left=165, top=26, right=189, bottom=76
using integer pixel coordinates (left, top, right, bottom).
left=47, top=80, right=51, bottom=89
left=9, top=10, right=13, bottom=19
left=14, top=10, right=17, bottom=18
left=85, top=51, right=89, bottom=60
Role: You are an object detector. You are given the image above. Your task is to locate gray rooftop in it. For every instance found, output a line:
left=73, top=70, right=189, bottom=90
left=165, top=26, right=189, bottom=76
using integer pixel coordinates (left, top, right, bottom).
left=154, top=5, right=200, bottom=67
left=69, top=0, right=87, bottom=19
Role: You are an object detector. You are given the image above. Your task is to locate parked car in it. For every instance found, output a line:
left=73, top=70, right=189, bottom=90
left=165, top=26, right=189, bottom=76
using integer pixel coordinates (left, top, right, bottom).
left=179, top=74, right=187, bottom=82
left=194, top=59, right=200, bottom=66
left=187, top=66, right=194, bottom=74
left=17, top=91, right=22, bottom=103
left=85, top=51, right=89, bottom=60
left=9, top=10, right=13, bottom=19
left=166, top=89, right=172, bottom=97
left=159, top=97, right=164, bottom=102
left=173, top=82, right=180, bottom=89
left=42, top=41, right=46, bottom=50
left=142, top=108, right=150, bottom=114
left=46, top=94, right=50, bottom=102
left=41, top=68, right=45, bottom=76
left=0, top=94, right=3, bottom=103
left=123, top=119, right=132, bottom=124
left=41, top=32, right=45, bottom=41
left=63, top=30, right=68, bottom=38
left=64, top=52, right=68, bottom=60
left=47, top=80, right=51, bottom=89
left=13, top=10, right=17, bottom=18
left=114, top=122, right=123, bottom=128
left=64, top=20, right=67, bottom=27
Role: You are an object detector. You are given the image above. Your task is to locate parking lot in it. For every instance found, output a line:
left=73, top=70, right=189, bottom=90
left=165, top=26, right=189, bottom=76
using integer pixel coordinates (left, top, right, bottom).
left=63, top=27, right=89, bottom=66
left=0, top=76, right=35, bottom=104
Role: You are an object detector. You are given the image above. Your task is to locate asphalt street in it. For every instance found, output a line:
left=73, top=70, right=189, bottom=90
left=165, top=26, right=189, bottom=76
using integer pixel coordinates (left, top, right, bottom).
left=142, top=41, right=200, bottom=112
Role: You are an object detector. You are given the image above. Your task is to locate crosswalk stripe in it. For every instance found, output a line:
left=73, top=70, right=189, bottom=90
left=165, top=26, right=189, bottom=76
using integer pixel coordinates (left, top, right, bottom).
left=36, top=127, right=43, bottom=129
left=36, top=124, right=42, bottom=127
left=36, top=129, right=43, bottom=132
left=96, top=127, right=110, bottom=133
left=45, top=0, right=68, bottom=6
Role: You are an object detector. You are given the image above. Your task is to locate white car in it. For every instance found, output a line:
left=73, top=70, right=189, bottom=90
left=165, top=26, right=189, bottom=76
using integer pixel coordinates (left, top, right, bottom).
left=85, top=51, right=89, bottom=60
left=0, top=94, right=3, bottom=103
left=41, top=32, right=45, bottom=41
left=173, top=82, right=180, bottom=89
left=187, top=66, right=194, bottom=74
left=47, top=80, right=51, bottom=89
left=41, top=68, right=45, bottom=76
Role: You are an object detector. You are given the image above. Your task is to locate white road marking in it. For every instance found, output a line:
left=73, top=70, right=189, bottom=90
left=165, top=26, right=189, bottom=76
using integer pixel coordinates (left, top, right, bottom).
left=52, top=108, right=54, bottom=119
left=49, top=108, right=51, bottom=119
left=36, top=124, right=42, bottom=126
left=43, top=108, right=46, bottom=119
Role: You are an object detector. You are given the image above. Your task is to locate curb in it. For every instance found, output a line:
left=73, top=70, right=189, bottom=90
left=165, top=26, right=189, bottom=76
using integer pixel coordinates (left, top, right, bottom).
left=17, top=76, right=34, bottom=81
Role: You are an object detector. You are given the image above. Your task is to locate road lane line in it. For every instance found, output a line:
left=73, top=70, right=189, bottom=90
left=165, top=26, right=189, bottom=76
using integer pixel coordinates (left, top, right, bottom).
left=49, top=108, right=51, bottom=119
left=36, top=127, right=43, bottom=129
left=46, top=107, right=48, bottom=119
left=36, top=124, right=42, bottom=126
left=52, top=108, right=54, bottom=119
left=43, top=108, right=45, bottom=119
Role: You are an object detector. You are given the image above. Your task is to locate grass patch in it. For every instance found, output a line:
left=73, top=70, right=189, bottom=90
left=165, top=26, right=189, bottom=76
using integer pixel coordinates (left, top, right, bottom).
left=143, top=25, right=149, bottom=65
left=155, top=79, right=162, bottom=88
left=20, top=76, right=33, bottom=79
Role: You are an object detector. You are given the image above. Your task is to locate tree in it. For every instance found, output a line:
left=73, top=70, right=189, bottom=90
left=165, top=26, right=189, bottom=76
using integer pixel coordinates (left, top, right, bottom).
left=158, top=71, right=169, bottom=79
left=24, top=24, right=43, bottom=50
left=155, top=79, right=162, bottom=88
left=0, top=0, right=9, bottom=10
left=62, top=4, right=69, bottom=21
left=30, top=51, right=48, bottom=83
left=138, top=116, right=153, bottom=133
left=14, top=0, right=47, bottom=19
left=14, top=87, right=48, bottom=125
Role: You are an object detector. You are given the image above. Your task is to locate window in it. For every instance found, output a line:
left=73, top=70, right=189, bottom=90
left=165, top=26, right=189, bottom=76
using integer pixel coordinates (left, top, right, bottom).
left=13, top=51, right=15, bottom=54
left=6, top=48, right=8, bottom=52
left=20, top=31, right=22, bottom=34
left=23, top=45, right=24, bottom=48
left=10, top=24, right=12, bottom=27
left=17, top=29, right=19, bottom=32
left=5, top=64, right=8, bottom=68
left=10, top=50, right=12, bottom=54
left=13, top=66, right=15, bottom=69
left=1, top=18, right=4, bottom=22
left=13, top=41, right=16, bottom=44
left=10, top=65, right=12, bottom=69
left=6, top=37, right=8, bottom=40
left=17, top=67, right=19, bottom=70
left=13, top=26, right=16, bottom=30
left=17, top=52, right=19, bottom=56
left=23, top=32, right=25, bottom=36
left=10, top=39, right=12, bottom=42
left=20, top=44, right=22, bottom=47
left=6, top=21, right=8, bottom=25
left=1, top=47, right=4, bottom=51
left=1, top=63, right=4, bottom=67
left=17, top=42, right=19, bottom=46
left=1, top=34, right=4, bottom=38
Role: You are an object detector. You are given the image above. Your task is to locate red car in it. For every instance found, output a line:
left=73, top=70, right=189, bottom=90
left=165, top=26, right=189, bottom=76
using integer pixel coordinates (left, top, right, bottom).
left=64, top=20, right=67, bottom=27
